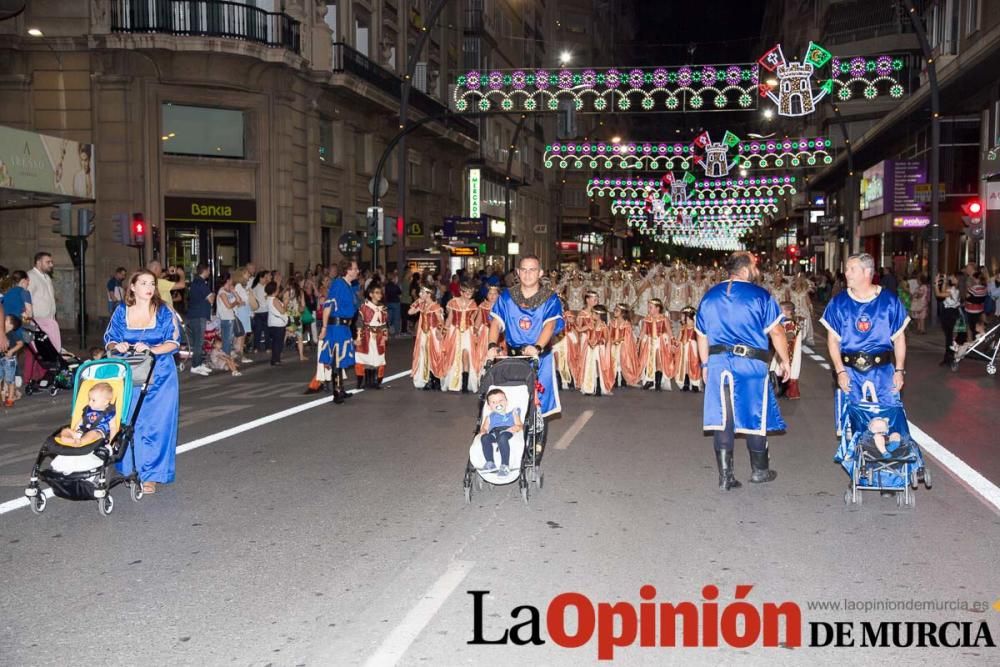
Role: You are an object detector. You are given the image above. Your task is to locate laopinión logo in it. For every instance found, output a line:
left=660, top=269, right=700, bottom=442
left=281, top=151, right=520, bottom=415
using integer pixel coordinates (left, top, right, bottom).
left=468, top=585, right=997, bottom=660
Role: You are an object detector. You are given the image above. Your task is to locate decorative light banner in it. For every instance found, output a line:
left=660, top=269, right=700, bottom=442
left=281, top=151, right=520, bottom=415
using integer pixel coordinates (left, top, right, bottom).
left=454, top=65, right=760, bottom=114
left=612, top=197, right=780, bottom=217
left=544, top=137, right=831, bottom=172
left=626, top=214, right=763, bottom=230
left=758, top=43, right=906, bottom=117
left=586, top=174, right=798, bottom=199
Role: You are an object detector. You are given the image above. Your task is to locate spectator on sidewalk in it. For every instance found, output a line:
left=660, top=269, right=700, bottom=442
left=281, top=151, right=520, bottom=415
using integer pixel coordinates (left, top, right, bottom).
left=935, top=272, right=962, bottom=366
left=233, top=269, right=254, bottom=362
left=2, top=314, right=25, bottom=407
left=216, top=272, right=240, bottom=354
left=147, top=260, right=185, bottom=312
left=2, top=271, right=32, bottom=321
left=963, top=272, right=989, bottom=340
left=385, top=271, right=402, bottom=335
left=106, top=266, right=126, bottom=315
left=910, top=274, right=930, bottom=335
left=265, top=281, right=288, bottom=366
left=27, top=252, right=60, bottom=352
left=251, top=270, right=270, bottom=353
left=187, top=264, right=215, bottom=375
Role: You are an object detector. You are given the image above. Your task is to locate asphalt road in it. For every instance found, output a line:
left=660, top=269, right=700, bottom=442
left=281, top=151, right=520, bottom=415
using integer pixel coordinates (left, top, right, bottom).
left=1, top=331, right=998, bottom=666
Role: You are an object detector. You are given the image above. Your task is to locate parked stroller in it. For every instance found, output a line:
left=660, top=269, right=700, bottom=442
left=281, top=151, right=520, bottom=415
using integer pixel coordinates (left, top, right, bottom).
left=463, top=357, right=546, bottom=504
left=835, top=401, right=931, bottom=509
left=172, top=311, right=195, bottom=371
left=949, top=319, right=999, bottom=376
left=24, top=350, right=155, bottom=517
left=21, top=321, right=82, bottom=396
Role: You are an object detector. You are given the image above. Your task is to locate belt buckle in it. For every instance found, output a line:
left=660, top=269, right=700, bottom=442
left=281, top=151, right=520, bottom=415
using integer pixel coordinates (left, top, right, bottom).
left=731, top=344, right=749, bottom=357
left=855, top=353, right=872, bottom=372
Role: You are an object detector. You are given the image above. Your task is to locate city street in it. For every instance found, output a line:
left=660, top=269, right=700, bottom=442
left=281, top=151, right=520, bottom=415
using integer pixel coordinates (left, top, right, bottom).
left=2, top=329, right=998, bottom=666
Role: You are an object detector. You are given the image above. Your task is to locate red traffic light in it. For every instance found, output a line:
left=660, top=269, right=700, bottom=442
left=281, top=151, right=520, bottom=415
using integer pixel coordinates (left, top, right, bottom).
left=130, top=213, right=146, bottom=246
left=961, top=199, right=983, bottom=217
left=786, top=244, right=800, bottom=257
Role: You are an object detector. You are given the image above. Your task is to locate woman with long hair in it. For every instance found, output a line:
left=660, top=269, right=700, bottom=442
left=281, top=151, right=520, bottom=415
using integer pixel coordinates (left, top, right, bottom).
left=103, top=270, right=180, bottom=495
left=283, top=278, right=307, bottom=361
left=637, top=298, right=675, bottom=391
left=578, top=304, right=615, bottom=396
left=232, top=269, right=254, bottom=362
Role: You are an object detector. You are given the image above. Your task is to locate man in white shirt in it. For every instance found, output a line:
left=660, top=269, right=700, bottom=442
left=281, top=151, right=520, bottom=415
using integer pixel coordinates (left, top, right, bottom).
left=27, top=252, right=61, bottom=352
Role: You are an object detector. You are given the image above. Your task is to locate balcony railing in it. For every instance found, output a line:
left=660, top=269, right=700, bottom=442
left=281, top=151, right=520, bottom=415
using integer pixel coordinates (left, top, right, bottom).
left=110, top=0, right=300, bottom=53
left=821, top=0, right=927, bottom=46
left=332, top=43, right=478, bottom=140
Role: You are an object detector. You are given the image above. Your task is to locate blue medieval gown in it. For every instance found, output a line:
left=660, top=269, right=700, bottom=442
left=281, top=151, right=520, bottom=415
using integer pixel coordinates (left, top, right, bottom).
left=104, top=304, right=180, bottom=483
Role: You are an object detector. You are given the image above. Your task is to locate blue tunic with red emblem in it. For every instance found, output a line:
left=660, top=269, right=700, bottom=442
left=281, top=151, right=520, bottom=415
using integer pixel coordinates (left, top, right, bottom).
left=490, top=289, right=564, bottom=417
left=820, top=287, right=910, bottom=431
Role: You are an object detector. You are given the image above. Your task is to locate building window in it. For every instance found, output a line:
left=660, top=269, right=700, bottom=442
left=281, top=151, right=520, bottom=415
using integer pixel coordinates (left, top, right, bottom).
left=319, top=118, right=334, bottom=163
left=354, top=11, right=370, bottom=58
left=161, top=103, right=245, bottom=158
left=964, top=0, right=979, bottom=35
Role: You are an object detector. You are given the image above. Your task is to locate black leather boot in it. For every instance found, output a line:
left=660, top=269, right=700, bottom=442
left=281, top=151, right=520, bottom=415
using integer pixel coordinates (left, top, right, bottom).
left=356, top=371, right=365, bottom=390
left=373, top=370, right=383, bottom=390
left=715, top=449, right=742, bottom=490
left=332, top=374, right=345, bottom=404
left=682, top=376, right=690, bottom=391
left=461, top=371, right=470, bottom=394
left=654, top=371, right=663, bottom=392
left=749, top=448, right=778, bottom=483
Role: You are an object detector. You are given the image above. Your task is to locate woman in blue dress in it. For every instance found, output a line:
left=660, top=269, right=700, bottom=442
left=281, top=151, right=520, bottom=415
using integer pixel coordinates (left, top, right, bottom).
left=104, top=270, right=180, bottom=494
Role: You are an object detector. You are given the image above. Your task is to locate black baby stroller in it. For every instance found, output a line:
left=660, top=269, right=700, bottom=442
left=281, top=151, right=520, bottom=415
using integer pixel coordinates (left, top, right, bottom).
left=949, top=318, right=1000, bottom=376
left=21, top=321, right=81, bottom=396
left=463, top=356, right=546, bottom=504
left=25, top=349, right=155, bottom=517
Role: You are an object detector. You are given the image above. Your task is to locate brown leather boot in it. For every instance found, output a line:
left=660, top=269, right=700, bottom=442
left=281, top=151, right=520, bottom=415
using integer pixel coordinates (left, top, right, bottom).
left=786, top=379, right=800, bottom=400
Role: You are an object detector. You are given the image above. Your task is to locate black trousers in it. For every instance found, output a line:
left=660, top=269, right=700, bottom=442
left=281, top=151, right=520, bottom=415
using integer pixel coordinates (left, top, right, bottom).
left=268, top=326, right=285, bottom=364
left=939, top=307, right=960, bottom=360
left=713, top=388, right=767, bottom=453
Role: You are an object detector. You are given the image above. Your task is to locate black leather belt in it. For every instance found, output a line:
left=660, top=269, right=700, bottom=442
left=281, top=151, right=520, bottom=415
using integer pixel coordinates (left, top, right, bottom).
left=842, top=349, right=893, bottom=372
left=509, top=345, right=552, bottom=356
left=708, top=343, right=770, bottom=363
left=330, top=317, right=353, bottom=326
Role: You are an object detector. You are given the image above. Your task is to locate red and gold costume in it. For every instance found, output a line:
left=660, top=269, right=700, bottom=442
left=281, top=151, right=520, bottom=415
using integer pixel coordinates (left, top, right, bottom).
left=609, top=318, right=641, bottom=386
left=410, top=299, right=446, bottom=389
left=673, top=321, right=702, bottom=390
left=770, top=316, right=802, bottom=398
left=638, top=314, right=675, bottom=390
left=552, top=309, right=576, bottom=388
left=578, top=319, right=615, bottom=395
left=569, top=308, right=595, bottom=388
left=355, top=300, right=388, bottom=383
left=439, top=297, right=484, bottom=393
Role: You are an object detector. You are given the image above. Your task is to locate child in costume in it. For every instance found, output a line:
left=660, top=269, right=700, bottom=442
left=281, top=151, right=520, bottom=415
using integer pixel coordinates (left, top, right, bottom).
left=409, top=285, right=445, bottom=390
left=770, top=301, right=802, bottom=399
left=355, top=283, right=389, bottom=389
left=609, top=303, right=640, bottom=387
left=478, top=388, right=522, bottom=476
left=638, top=298, right=674, bottom=391
left=208, top=338, right=242, bottom=377
left=674, top=306, right=702, bottom=392
left=570, top=290, right=599, bottom=388
left=578, top=304, right=615, bottom=396
left=552, top=302, right=576, bottom=389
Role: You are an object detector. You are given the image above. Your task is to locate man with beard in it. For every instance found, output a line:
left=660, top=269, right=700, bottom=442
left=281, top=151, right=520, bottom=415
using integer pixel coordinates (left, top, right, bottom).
left=696, top=251, right=791, bottom=491
left=486, top=255, right=565, bottom=420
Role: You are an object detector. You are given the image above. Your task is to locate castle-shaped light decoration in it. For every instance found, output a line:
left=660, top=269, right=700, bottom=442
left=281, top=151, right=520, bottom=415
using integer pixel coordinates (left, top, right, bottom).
left=758, top=42, right=832, bottom=117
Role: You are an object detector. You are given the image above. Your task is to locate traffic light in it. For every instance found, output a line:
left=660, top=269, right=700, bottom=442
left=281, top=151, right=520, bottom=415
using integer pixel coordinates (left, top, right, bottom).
left=383, top=215, right=399, bottom=247
left=786, top=244, right=800, bottom=259
left=961, top=198, right=984, bottom=240
left=366, top=206, right=384, bottom=242
left=111, top=212, right=129, bottom=244
left=50, top=203, right=72, bottom=236
left=76, top=208, right=95, bottom=237
left=130, top=213, right=146, bottom=247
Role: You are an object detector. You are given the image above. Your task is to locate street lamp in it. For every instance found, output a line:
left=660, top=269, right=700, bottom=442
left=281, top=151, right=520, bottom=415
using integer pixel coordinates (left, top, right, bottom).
left=611, top=136, right=622, bottom=144
left=27, top=27, right=43, bottom=37
left=559, top=51, right=572, bottom=66
left=763, top=109, right=774, bottom=120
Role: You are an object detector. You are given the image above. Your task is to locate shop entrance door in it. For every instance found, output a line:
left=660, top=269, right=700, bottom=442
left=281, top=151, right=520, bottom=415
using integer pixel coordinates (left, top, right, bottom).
left=166, top=223, right=251, bottom=291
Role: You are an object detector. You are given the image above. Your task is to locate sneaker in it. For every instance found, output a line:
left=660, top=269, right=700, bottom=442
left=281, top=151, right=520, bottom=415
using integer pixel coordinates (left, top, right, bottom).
left=231, top=370, right=242, bottom=377
left=240, top=358, right=253, bottom=364
left=191, top=366, right=211, bottom=376
left=481, top=461, right=497, bottom=473
left=498, top=464, right=510, bottom=476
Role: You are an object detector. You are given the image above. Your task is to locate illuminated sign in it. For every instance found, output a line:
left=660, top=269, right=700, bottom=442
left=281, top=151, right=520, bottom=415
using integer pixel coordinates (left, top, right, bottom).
left=450, top=245, right=479, bottom=256
left=490, top=218, right=506, bottom=236
left=468, top=168, right=481, bottom=218
left=892, top=215, right=930, bottom=228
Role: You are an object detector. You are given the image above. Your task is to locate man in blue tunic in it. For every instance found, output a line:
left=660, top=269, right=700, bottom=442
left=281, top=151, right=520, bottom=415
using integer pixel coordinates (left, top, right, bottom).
left=696, top=251, right=791, bottom=491
left=821, top=253, right=908, bottom=433
left=487, top=255, right=565, bottom=421
left=319, top=258, right=360, bottom=404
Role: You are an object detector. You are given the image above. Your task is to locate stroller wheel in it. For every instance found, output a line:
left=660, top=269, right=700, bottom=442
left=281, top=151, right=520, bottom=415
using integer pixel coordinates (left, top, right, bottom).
left=987, top=364, right=996, bottom=376
left=534, top=469, right=543, bottom=489
left=464, top=485, right=472, bottom=504
left=49, top=387, right=59, bottom=397
left=950, top=361, right=959, bottom=372
left=923, top=469, right=933, bottom=489
left=130, top=481, right=144, bottom=502
left=97, top=495, right=114, bottom=517
left=25, top=384, right=35, bottom=396
left=29, top=493, right=47, bottom=514
left=475, top=475, right=484, bottom=491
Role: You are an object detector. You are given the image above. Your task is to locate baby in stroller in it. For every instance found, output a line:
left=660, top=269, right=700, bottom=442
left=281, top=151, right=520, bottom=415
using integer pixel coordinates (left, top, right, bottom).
left=857, top=416, right=916, bottom=460
left=477, top=388, right=523, bottom=476
left=57, top=382, right=115, bottom=447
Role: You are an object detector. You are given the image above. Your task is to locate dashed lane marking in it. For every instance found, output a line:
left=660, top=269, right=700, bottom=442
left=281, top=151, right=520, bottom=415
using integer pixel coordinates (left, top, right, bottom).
left=0, top=369, right=411, bottom=516
left=554, top=409, right=595, bottom=450
left=361, top=560, right=475, bottom=666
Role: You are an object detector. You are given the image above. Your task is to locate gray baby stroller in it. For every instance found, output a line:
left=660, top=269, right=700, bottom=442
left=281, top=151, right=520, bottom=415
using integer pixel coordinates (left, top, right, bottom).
left=463, top=357, right=545, bottom=504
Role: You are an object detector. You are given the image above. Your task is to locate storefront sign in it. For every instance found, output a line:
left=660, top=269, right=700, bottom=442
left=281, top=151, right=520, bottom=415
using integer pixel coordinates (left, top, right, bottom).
left=0, top=125, right=96, bottom=201
left=987, top=181, right=1000, bottom=210
left=892, top=215, right=930, bottom=228
left=165, top=196, right=256, bottom=223
left=450, top=245, right=479, bottom=257
left=914, top=182, right=945, bottom=203
left=861, top=160, right=926, bottom=220
left=443, top=215, right=486, bottom=239
left=860, top=162, right=885, bottom=219
left=468, top=168, right=481, bottom=218
left=406, top=220, right=425, bottom=237
left=489, top=218, right=506, bottom=236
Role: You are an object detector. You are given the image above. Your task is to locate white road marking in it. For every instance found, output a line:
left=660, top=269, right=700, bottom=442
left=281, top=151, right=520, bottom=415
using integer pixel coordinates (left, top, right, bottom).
left=0, top=369, right=412, bottom=516
left=819, top=363, right=831, bottom=370
left=802, top=345, right=814, bottom=354
left=554, top=409, right=594, bottom=450
left=362, top=560, right=475, bottom=667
